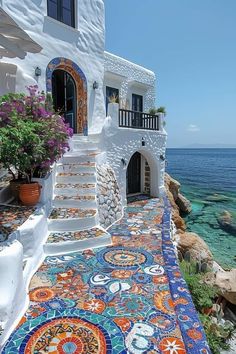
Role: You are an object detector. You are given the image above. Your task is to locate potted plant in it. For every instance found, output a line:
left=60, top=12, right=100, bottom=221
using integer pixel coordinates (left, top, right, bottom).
left=0, top=86, right=73, bottom=206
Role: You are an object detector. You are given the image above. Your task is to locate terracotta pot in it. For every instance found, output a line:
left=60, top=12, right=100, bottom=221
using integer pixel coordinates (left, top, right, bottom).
left=9, top=179, right=27, bottom=199
left=19, top=182, right=41, bottom=206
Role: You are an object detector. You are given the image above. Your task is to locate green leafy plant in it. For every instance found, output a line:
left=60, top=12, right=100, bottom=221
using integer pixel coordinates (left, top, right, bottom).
left=199, top=314, right=236, bottom=354
left=180, top=260, right=217, bottom=312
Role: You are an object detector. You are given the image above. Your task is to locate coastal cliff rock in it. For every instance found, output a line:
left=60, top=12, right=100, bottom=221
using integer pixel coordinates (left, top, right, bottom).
left=165, top=173, right=192, bottom=231
left=214, top=269, right=236, bottom=305
left=177, top=231, right=213, bottom=267
left=217, top=210, right=236, bottom=236
left=205, top=269, right=236, bottom=305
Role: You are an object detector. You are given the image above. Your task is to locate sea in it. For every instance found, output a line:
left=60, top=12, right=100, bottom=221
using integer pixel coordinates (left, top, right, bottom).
left=166, top=148, right=236, bottom=268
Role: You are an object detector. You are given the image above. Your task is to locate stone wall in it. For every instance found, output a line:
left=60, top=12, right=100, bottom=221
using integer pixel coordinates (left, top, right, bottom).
left=96, top=164, right=123, bottom=228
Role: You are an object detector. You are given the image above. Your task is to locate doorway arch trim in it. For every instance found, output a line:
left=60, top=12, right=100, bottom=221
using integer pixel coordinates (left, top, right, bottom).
left=46, top=57, right=88, bottom=135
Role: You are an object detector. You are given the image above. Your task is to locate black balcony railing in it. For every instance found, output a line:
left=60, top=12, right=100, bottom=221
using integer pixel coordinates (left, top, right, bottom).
left=119, top=109, right=160, bottom=131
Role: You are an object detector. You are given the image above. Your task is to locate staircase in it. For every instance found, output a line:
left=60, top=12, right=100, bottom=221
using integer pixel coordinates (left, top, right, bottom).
left=44, top=136, right=112, bottom=255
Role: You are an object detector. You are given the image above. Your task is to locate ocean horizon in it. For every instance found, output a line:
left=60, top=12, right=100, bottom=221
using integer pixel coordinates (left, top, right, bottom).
left=166, top=148, right=236, bottom=268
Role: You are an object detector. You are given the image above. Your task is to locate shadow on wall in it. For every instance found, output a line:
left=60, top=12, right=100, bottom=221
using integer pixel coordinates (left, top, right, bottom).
left=0, top=63, right=17, bottom=95
left=43, top=17, right=80, bottom=43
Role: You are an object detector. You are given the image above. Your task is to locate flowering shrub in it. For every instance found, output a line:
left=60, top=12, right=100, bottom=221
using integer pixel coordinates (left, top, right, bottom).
left=0, top=85, right=73, bottom=182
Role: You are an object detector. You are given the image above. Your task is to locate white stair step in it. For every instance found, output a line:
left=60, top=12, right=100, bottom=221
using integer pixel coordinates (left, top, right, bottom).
left=73, top=141, right=99, bottom=151
left=57, top=163, right=96, bottom=174
left=44, top=227, right=111, bottom=255
left=52, top=196, right=97, bottom=208
left=48, top=208, right=98, bottom=231
left=62, top=152, right=98, bottom=164
left=54, top=185, right=96, bottom=197
left=56, top=173, right=96, bottom=184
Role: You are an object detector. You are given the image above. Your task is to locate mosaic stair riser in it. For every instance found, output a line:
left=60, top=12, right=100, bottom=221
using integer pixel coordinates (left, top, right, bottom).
left=57, top=164, right=96, bottom=174
left=54, top=187, right=96, bottom=197
left=44, top=234, right=112, bottom=255
left=56, top=174, right=96, bottom=184
left=52, top=198, right=97, bottom=209
left=48, top=214, right=99, bottom=232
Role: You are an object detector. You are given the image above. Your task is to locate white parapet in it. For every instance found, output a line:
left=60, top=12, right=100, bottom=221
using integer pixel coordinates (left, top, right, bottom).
left=0, top=240, right=24, bottom=325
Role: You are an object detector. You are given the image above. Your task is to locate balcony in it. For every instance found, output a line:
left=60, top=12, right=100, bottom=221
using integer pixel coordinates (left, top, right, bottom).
left=119, top=109, right=160, bottom=131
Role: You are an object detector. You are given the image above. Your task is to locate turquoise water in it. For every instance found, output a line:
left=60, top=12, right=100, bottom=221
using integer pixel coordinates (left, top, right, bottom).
left=166, top=148, right=236, bottom=268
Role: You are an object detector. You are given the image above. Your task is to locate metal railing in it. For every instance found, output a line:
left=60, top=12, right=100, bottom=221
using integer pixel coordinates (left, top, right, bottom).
left=119, top=109, right=160, bottom=131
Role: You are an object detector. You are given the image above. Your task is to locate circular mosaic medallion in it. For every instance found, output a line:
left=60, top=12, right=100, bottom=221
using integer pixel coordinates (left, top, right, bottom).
left=3, top=309, right=125, bottom=354
left=29, top=287, right=55, bottom=302
left=97, top=247, right=153, bottom=269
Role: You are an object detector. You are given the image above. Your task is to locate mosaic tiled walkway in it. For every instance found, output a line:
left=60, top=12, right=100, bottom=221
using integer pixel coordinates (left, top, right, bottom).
left=2, top=198, right=210, bottom=353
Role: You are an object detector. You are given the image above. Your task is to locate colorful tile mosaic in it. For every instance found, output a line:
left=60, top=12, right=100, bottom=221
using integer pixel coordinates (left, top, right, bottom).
left=49, top=208, right=97, bottom=219
left=0, top=205, right=34, bottom=239
left=57, top=172, right=94, bottom=177
left=2, top=198, right=210, bottom=353
left=55, top=183, right=96, bottom=189
left=55, top=195, right=95, bottom=201
left=47, top=228, right=108, bottom=244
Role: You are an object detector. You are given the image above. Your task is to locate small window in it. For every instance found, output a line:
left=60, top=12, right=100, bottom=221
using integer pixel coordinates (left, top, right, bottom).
left=106, top=86, right=119, bottom=114
left=47, top=0, right=75, bottom=28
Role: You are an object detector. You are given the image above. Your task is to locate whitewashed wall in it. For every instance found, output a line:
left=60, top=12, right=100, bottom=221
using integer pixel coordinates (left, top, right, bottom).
left=0, top=0, right=106, bottom=133
left=102, top=104, right=167, bottom=205
left=104, top=52, right=156, bottom=113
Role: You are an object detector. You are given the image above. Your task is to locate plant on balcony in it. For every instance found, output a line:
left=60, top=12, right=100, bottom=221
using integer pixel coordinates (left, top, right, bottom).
left=108, top=93, right=119, bottom=104
left=0, top=85, right=73, bottom=205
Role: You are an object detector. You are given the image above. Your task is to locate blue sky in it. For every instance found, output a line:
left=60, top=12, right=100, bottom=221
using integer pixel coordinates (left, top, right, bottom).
left=105, top=0, right=236, bottom=147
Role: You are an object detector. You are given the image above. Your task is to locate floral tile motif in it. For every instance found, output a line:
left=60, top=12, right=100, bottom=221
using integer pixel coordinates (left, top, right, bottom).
left=57, top=172, right=94, bottom=177
left=0, top=205, right=34, bottom=239
left=55, top=183, right=95, bottom=189
left=47, top=228, right=108, bottom=244
left=55, top=195, right=95, bottom=201
left=3, top=198, right=210, bottom=353
left=49, top=208, right=96, bottom=219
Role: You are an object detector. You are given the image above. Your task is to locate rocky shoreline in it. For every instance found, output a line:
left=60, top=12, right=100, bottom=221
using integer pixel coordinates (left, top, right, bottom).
left=165, top=173, right=236, bottom=314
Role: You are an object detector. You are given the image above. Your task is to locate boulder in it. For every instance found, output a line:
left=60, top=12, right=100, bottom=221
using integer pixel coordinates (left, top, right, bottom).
left=165, top=173, right=180, bottom=201
left=214, top=269, right=236, bottom=305
left=177, top=232, right=213, bottom=268
left=217, top=210, right=236, bottom=236
left=176, top=193, right=192, bottom=214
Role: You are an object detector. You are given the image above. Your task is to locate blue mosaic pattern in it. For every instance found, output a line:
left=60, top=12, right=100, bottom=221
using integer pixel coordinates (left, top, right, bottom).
left=2, top=197, right=211, bottom=353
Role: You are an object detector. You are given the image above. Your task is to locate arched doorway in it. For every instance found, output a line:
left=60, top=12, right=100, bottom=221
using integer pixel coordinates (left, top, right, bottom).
left=52, top=69, right=76, bottom=131
left=126, top=152, right=151, bottom=195
left=127, top=152, right=141, bottom=194
left=46, top=57, right=88, bottom=135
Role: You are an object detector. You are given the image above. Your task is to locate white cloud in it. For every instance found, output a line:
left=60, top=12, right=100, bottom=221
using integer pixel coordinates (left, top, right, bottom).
left=187, top=124, right=200, bottom=132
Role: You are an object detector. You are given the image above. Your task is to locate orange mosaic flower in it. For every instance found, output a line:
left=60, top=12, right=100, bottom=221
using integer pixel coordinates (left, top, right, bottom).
left=111, top=269, right=132, bottom=279
left=159, top=337, right=186, bottom=354
left=174, top=297, right=189, bottom=306
left=57, top=269, right=74, bottom=281
left=29, top=287, right=55, bottom=303
left=187, top=328, right=203, bottom=341
left=113, top=318, right=131, bottom=332
left=154, top=291, right=175, bottom=314
left=153, top=275, right=168, bottom=284
left=83, top=299, right=106, bottom=314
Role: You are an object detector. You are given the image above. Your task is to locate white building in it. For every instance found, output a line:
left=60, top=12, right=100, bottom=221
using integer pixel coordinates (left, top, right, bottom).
left=0, top=0, right=167, bottom=204
left=0, top=1, right=167, bottom=343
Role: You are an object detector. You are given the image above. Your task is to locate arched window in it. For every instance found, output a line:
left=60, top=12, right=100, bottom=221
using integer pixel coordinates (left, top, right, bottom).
left=47, top=0, right=75, bottom=28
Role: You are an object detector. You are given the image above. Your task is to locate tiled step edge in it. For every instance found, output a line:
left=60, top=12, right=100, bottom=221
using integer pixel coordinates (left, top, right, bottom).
left=52, top=198, right=97, bottom=209
left=48, top=213, right=99, bottom=231
left=43, top=231, right=112, bottom=255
